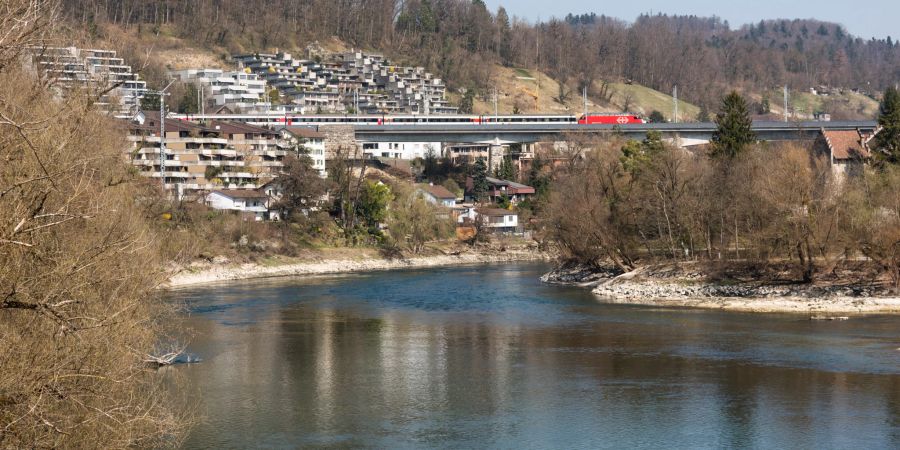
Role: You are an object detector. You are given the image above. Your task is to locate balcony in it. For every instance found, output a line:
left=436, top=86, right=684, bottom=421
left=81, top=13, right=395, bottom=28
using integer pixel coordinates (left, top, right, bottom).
left=199, top=149, right=238, bottom=157
left=148, top=171, right=192, bottom=179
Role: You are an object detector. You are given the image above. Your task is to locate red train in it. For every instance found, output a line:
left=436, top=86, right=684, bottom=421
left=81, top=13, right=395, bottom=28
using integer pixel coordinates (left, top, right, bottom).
left=578, top=113, right=646, bottom=125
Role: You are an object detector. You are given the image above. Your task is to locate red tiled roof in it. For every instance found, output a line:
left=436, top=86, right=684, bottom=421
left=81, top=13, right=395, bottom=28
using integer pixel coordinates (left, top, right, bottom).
left=822, top=130, right=871, bottom=160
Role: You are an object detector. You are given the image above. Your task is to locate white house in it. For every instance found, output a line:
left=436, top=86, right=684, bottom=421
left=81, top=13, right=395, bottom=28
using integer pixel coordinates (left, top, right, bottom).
left=205, top=189, right=271, bottom=221
left=456, top=206, right=519, bottom=234
left=360, top=141, right=442, bottom=160
left=475, top=208, right=519, bottom=233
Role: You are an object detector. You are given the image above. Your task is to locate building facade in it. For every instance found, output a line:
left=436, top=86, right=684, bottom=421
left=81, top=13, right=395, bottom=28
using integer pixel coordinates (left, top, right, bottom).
left=29, top=46, right=148, bottom=116
left=126, top=113, right=295, bottom=197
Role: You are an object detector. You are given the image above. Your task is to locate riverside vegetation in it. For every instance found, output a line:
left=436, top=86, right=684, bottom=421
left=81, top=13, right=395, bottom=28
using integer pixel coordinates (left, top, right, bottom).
left=0, top=2, right=188, bottom=447
left=543, top=88, right=900, bottom=308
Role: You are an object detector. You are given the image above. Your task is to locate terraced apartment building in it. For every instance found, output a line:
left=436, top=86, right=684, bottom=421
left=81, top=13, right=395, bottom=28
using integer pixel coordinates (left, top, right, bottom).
left=28, top=46, right=148, bottom=115
left=126, top=113, right=325, bottom=198
left=231, top=50, right=457, bottom=114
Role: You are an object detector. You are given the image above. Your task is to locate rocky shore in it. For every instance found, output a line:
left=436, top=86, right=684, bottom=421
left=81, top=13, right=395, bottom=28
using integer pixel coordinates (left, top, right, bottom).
left=168, top=249, right=549, bottom=288
left=543, top=263, right=900, bottom=314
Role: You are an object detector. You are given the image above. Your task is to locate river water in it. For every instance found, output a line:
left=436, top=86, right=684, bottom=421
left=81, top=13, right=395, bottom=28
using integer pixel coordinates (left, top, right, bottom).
left=168, top=263, right=900, bottom=449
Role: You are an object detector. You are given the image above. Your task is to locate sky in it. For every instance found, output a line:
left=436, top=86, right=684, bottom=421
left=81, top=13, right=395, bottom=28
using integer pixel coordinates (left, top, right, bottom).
left=483, top=0, right=898, bottom=40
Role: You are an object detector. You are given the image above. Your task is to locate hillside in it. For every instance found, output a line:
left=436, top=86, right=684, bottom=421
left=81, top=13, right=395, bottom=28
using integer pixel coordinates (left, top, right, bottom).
left=770, top=88, right=878, bottom=120
left=431, top=65, right=700, bottom=120
left=61, top=1, right=900, bottom=113
left=89, top=23, right=699, bottom=119
left=87, top=24, right=873, bottom=122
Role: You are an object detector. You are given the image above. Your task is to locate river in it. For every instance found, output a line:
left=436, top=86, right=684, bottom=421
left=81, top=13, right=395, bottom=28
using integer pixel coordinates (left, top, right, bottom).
left=168, top=263, right=900, bottom=449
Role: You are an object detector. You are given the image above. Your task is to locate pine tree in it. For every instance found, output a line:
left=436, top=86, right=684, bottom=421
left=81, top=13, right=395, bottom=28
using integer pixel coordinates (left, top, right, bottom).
left=710, top=91, right=756, bottom=158
left=471, top=159, right=490, bottom=203
left=875, top=86, right=900, bottom=163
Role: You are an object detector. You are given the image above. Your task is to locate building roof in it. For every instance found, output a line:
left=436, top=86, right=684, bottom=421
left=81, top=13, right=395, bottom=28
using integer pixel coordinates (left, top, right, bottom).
left=279, top=126, right=325, bottom=139
left=208, top=120, right=277, bottom=137
left=476, top=208, right=516, bottom=217
left=419, top=184, right=457, bottom=200
left=821, top=129, right=872, bottom=160
left=466, top=176, right=536, bottom=195
left=485, top=177, right=534, bottom=191
left=134, top=111, right=211, bottom=135
left=209, top=189, right=268, bottom=199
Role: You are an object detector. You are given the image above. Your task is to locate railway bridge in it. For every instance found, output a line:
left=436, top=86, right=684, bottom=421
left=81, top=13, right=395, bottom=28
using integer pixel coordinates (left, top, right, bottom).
left=351, top=121, right=878, bottom=146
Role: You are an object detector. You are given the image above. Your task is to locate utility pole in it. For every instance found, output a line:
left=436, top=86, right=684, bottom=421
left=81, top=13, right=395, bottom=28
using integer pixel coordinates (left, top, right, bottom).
left=673, top=85, right=679, bottom=124
left=156, top=81, right=174, bottom=192
left=783, top=85, right=789, bottom=122
left=583, top=85, right=588, bottom=118
left=493, top=87, right=498, bottom=118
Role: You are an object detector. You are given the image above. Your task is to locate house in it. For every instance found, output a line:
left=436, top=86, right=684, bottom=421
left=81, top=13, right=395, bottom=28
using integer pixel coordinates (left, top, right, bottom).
left=814, top=128, right=879, bottom=180
left=455, top=206, right=520, bottom=234
left=465, top=177, right=536, bottom=204
left=418, top=183, right=457, bottom=207
left=205, top=189, right=272, bottom=221
left=475, top=208, right=519, bottom=234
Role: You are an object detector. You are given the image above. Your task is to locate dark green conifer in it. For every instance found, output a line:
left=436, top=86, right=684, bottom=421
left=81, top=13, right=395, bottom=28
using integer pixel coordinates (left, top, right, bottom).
left=874, top=87, right=900, bottom=164
left=710, top=91, right=756, bottom=158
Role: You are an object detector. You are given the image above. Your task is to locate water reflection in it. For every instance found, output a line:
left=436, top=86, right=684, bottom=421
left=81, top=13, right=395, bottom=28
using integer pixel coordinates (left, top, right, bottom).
left=171, top=264, right=900, bottom=449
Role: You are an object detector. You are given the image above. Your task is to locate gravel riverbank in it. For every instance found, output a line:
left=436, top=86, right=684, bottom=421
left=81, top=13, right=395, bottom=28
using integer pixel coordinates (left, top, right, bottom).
left=543, top=263, right=900, bottom=315
left=168, top=249, right=549, bottom=288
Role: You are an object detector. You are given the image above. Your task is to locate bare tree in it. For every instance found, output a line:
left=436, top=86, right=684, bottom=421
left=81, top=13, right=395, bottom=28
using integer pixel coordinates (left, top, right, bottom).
left=1, top=2, right=186, bottom=447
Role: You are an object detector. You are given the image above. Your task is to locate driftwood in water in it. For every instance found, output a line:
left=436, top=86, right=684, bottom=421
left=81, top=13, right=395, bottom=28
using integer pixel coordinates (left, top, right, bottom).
left=143, top=344, right=187, bottom=367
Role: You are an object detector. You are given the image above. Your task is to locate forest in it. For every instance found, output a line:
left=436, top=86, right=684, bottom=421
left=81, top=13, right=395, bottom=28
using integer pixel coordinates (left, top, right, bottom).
left=59, top=0, right=900, bottom=110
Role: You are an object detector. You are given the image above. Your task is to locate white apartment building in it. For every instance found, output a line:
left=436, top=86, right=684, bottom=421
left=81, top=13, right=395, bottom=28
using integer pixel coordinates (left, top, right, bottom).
left=276, top=127, right=328, bottom=177
left=361, top=141, right=442, bottom=160
left=171, top=68, right=267, bottom=111
left=30, top=46, right=148, bottom=115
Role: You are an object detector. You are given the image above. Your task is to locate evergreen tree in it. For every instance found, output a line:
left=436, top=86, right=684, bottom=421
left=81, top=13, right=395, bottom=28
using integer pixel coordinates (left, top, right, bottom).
left=459, top=89, right=475, bottom=114
left=496, top=6, right=512, bottom=66
left=494, top=154, right=517, bottom=181
left=696, top=104, right=711, bottom=122
left=471, top=159, right=490, bottom=203
left=357, top=181, right=393, bottom=233
left=621, top=130, right=665, bottom=174
left=140, top=92, right=161, bottom=112
left=875, top=86, right=900, bottom=163
left=648, top=110, right=666, bottom=123
left=177, top=83, right=199, bottom=114
left=710, top=91, right=756, bottom=158
left=274, top=144, right=329, bottom=221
